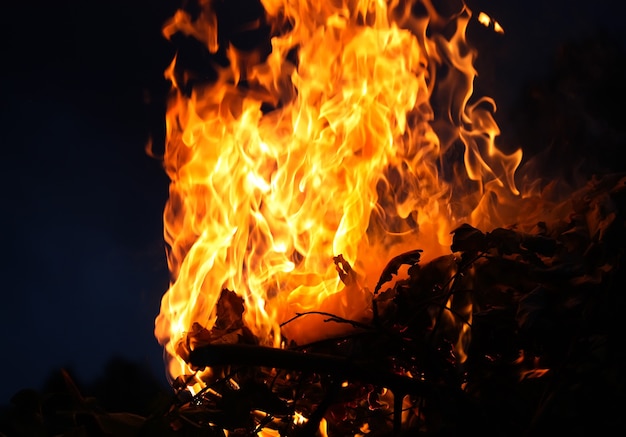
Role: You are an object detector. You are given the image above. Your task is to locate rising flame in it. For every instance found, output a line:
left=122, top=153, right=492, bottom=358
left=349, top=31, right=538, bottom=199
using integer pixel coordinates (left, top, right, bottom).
left=154, top=0, right=527, bottom=392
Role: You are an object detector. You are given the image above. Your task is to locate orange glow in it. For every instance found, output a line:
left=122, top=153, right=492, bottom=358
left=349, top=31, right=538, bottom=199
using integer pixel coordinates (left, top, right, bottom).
left=154, top=0, right=529, bottom=395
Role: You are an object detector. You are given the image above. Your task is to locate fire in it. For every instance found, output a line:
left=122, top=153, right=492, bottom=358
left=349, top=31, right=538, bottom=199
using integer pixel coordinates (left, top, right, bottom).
left=477, top=11, right=504, bottom=34
left=154, top=0, right=527, bottom=395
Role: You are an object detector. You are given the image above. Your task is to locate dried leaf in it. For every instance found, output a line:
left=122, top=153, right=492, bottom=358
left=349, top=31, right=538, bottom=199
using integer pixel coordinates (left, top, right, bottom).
left=373, top=249, right=423, bottom=294
left=516, top=286, right=548, bottom=333
left=214, top=288, right=245, bottom=331
left=367, top=387, right=389, bottom=410
left=333, top=254, right=357, bottom=286
left=450, top=223, right=486, bottom=253
left=486, top=227, right=522, bottom=255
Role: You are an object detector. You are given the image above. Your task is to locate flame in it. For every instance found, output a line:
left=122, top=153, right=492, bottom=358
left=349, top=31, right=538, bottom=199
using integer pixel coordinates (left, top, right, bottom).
left=154, top=0, right=529, bottom=392
left=477, top=11, right=504, bottom=34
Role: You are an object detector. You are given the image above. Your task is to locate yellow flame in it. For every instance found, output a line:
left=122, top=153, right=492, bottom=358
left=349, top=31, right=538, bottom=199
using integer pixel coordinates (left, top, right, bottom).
left=155, top=0, right=525, bottom=389
left=477, top=11, right=505, bottom=34
left=477, top=12, right=490, bottom=27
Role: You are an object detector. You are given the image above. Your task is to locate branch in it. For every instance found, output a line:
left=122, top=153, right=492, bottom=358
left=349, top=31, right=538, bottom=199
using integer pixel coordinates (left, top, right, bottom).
left=188, top=343, right=434, bottom=397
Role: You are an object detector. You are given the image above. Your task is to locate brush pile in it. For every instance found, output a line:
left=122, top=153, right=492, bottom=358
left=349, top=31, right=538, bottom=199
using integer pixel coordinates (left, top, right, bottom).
left=157, top=173, right=626, bottom=436
left=2, top=174, right=625, bottom=437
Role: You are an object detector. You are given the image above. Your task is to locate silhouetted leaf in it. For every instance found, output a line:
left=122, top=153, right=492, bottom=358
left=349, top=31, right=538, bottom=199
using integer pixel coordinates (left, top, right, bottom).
left=373, top=249, right=423, bottom=294
left=451, top=224, right=486, bottom=253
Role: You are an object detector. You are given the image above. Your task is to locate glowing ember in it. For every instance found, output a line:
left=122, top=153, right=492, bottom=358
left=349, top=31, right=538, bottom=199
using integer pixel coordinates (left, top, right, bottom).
left=154, top=0, right=530, bottom=395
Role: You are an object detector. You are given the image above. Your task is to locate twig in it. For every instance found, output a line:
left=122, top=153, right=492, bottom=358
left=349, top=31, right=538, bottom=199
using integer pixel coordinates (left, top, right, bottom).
left=280, top=311, right=375, bottom=331
left=428, top=252, right=483, bottom=343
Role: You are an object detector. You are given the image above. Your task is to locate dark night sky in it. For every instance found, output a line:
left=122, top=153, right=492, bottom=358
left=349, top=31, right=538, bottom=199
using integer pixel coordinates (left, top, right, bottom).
left=1, top=0, right=625, bottom=405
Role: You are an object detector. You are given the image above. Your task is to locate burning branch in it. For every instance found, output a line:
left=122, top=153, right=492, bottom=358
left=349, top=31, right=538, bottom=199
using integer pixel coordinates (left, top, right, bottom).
left=188, top=344, right=433, bottom=397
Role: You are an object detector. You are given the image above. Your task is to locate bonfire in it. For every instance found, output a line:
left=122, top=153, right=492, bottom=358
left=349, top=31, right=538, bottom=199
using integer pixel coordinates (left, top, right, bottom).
left=2, top=1, right=625, bottom=436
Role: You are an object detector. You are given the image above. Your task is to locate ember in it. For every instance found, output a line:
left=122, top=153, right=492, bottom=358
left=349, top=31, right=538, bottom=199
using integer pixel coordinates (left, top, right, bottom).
left=148, top=0, right=626, bottom=435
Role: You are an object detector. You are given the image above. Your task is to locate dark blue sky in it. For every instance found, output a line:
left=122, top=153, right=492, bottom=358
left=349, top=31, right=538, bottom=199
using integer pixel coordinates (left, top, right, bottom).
left=1, top=0, right=176, bottom=403
left=1, top=0, right=625, bottom=405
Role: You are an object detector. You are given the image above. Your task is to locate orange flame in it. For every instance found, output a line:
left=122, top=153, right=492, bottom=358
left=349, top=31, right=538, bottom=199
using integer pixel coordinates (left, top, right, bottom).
left=154, top=0, right=526, bottom=389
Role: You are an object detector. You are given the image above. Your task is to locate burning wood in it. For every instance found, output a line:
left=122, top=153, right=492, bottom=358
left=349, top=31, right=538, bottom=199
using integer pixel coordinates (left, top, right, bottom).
left=145, top=173, right=624, bottom=436
left=147, top=0, right=626, bottom=435
left=155, top=0, right=523, bottom=391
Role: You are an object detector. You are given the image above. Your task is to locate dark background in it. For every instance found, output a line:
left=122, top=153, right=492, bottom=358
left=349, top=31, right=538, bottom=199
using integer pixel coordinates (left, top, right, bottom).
left=1, top=0, right=625, bottom=406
